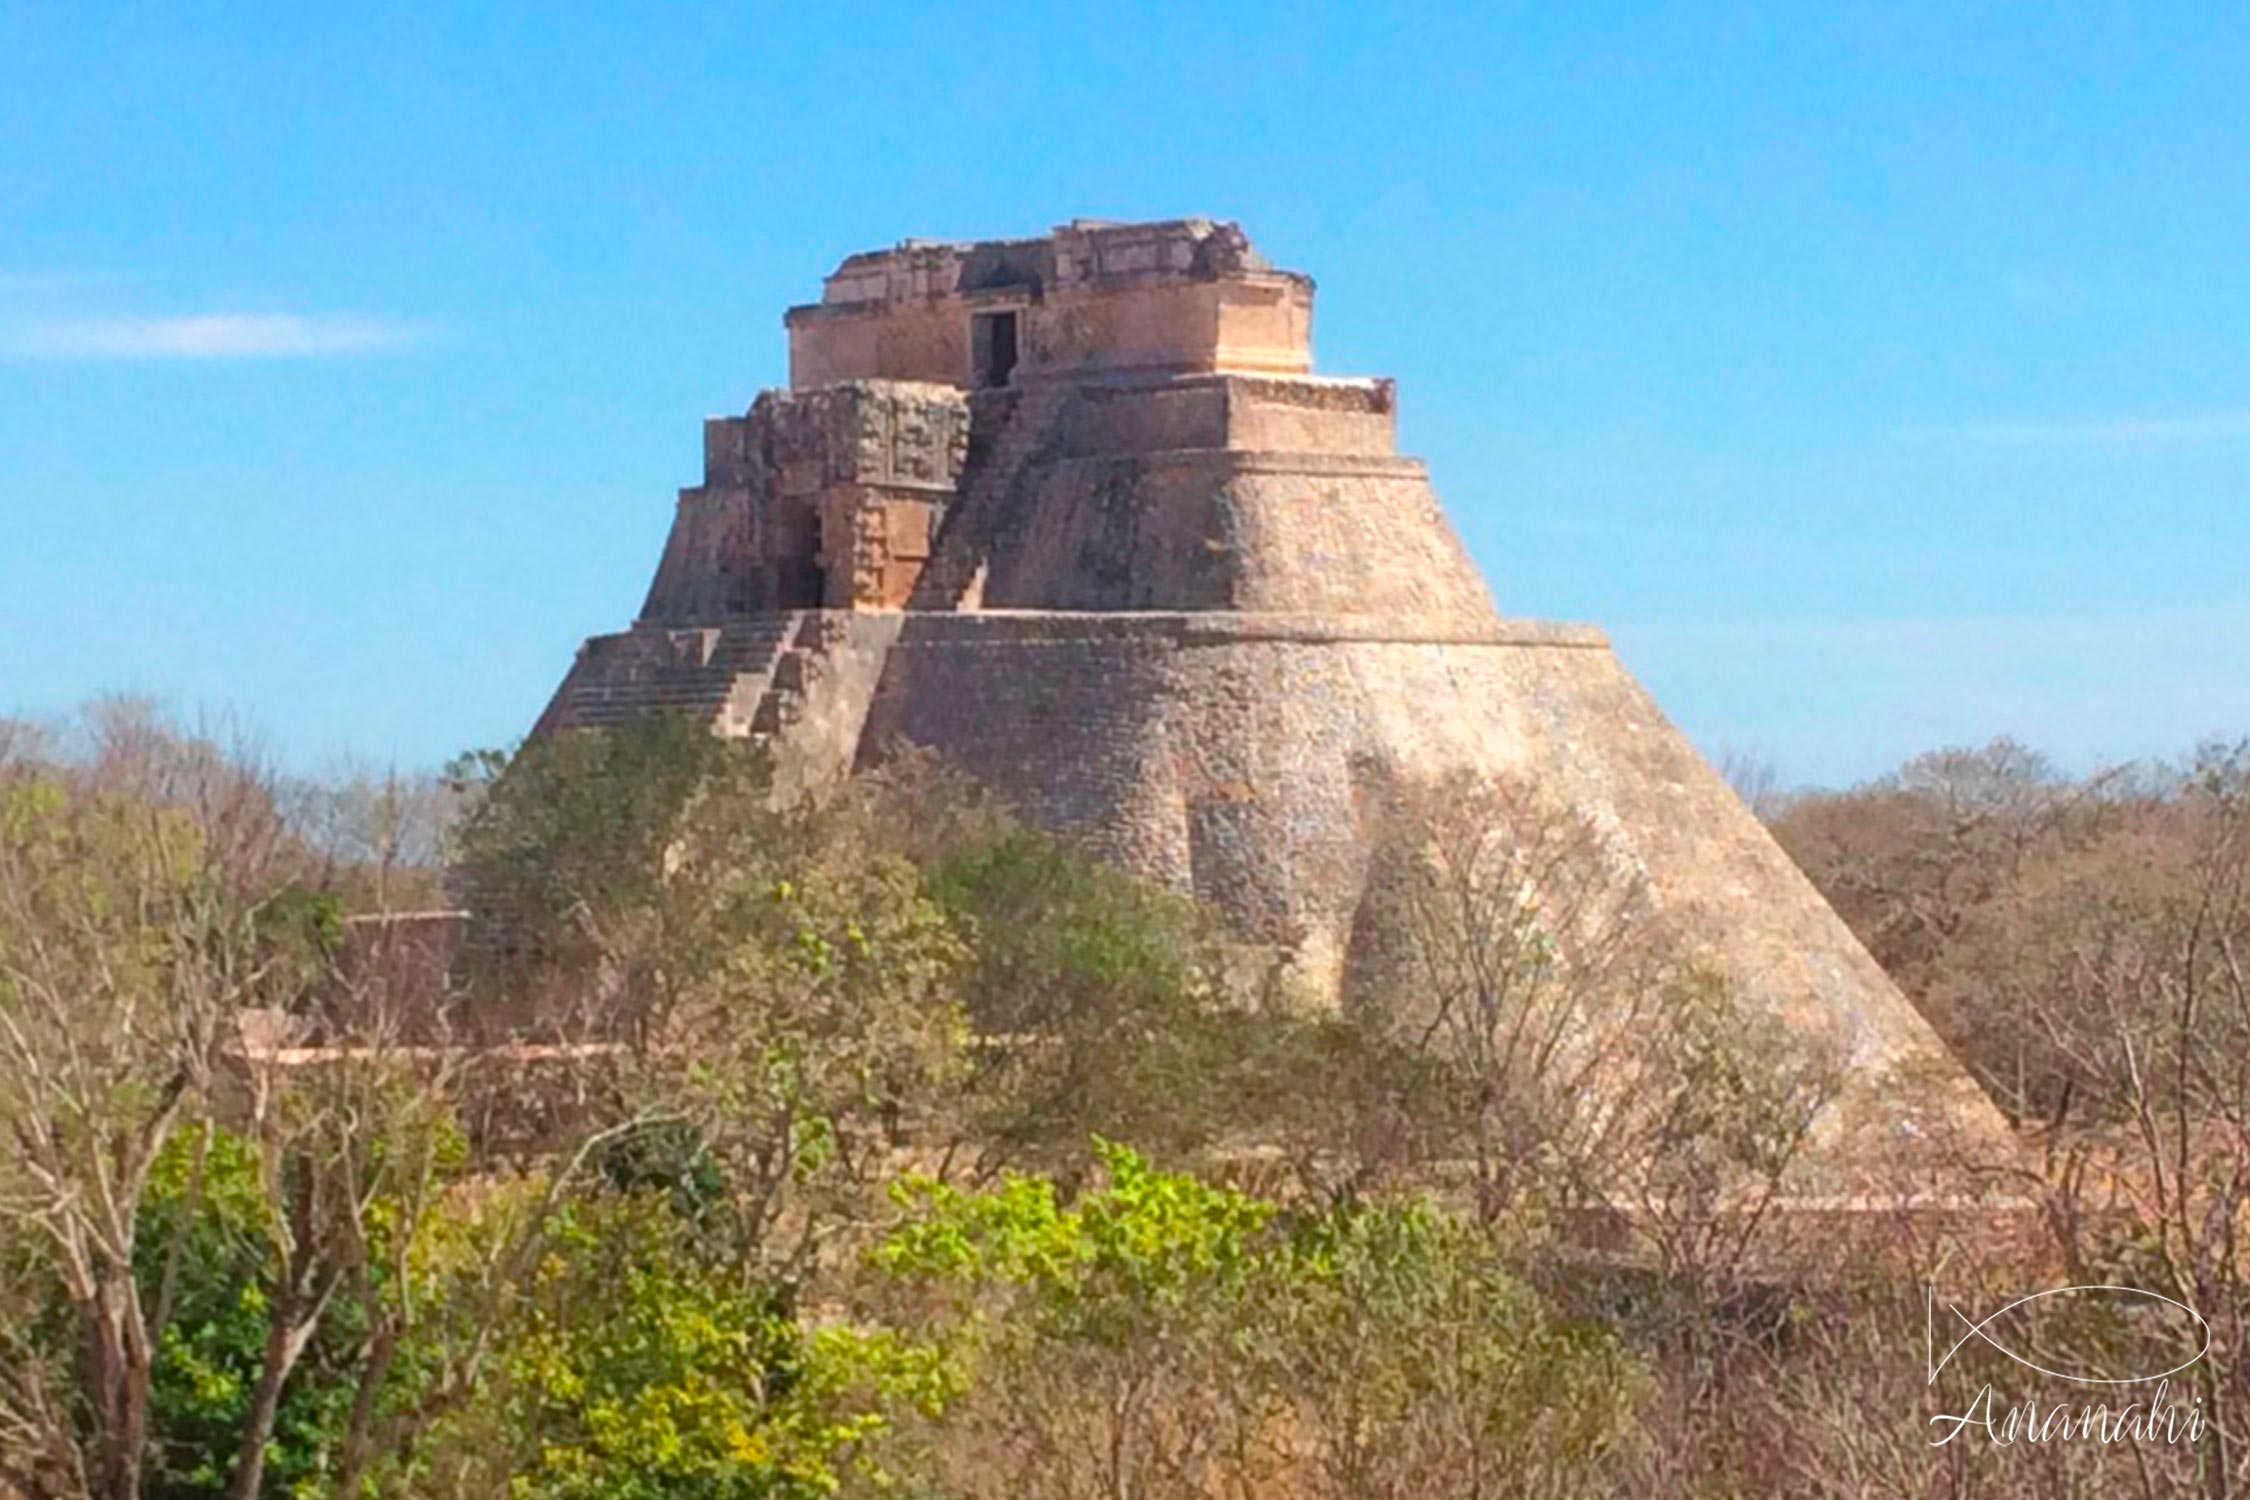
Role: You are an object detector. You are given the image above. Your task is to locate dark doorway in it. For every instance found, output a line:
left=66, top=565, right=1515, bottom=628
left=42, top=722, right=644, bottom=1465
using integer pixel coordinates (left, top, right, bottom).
left=972, top=310, right=1019, bottom=388
left=772, top=504, right=825, bottom=608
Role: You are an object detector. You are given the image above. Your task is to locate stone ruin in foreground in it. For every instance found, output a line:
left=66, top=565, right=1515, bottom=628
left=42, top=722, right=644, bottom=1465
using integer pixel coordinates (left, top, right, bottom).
left=536, top=218, right=2003, bottom=1169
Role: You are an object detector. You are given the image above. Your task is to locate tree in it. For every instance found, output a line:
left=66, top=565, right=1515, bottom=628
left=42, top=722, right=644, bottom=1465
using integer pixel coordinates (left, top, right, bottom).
left=1252, top=1200, right=1645, bottom=1499
left=1769, top=736, right=2130, bottom=1115
left=877, top=1142, right=1646, bottom=1499
left=1586, top=970, right=1843, bottom=1283
left=133, top=1127, right=354, bottom=1500
left=0, top=724, right=625, bottom=1500
left=913, top=791, right=1280, bottom=1176
left=424, top=1186, right=949, bottom=1500
left=1979, top=740, right=2250, bottom=1495
left=0, top=773, right=270, bottom=1500
left=443, top=717, right=736, bottom=1045
left=877, top=1141, right=1282, bottom=1498
left=616, top=763, right=973, bottom=1286
left=1347, top=771, right=1669, bottom=1224
left=216, top=1043, right=464, bottom=1500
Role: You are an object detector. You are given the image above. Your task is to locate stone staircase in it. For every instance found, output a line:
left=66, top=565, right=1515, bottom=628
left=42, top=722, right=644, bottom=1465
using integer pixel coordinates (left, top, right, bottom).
left=911, top=377, right=1076, bottom=609
left=744, top=613, right=846, bottom=741
left=543, top=615, right=801, bottom=735
left=741, top=612, right=902, bottom=803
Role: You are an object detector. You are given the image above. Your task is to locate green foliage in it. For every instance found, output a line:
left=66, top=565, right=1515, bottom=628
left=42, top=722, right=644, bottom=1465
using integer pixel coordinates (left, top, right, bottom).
left=880, top=1139, right=1273, bottom=1334
left=136, top=1130, right=355, bottom=1500
left=923, top=829, right=1219, bottom=1022
left=445, top=716, right=736, bottom=971
left=0, top=771, right=215, bottom=1009
left=249, top=885, right=343, bottom=970
left=483, top=1191, right=951, bottom=1500
left=597, top=1120, right=728, bottom=1233
left=53, top=706, right=2250, bottom=1497
left=633, top=775, right=975, bottom=1278
left=0, top=770, right=274, bottom=1500
left=917, top=822, right=1282, bottom=1167
left=879, top=1143, right=1645, bottom=1498
left=1255, top=1201, right=1647, bottom=1496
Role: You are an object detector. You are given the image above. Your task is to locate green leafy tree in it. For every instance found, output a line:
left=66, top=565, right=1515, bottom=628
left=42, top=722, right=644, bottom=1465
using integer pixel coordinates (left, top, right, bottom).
left=0, top=774, right=273, bottom=1500
left=879, top=1142, right=1644, bottom=1499
left=890, top=759, right=1315, bottom=1178
left=443, top=1189, right=950, bottom=1500
left=1254, top=1200, right=1645, bottom=1499
left=134, top=1129, right=355, bottom=1500
left=617, top=765, right=973, bottom=1285
left=878, top=1141, right=1274, bottom=1497
left=444, top=718, right=737, bottom=1041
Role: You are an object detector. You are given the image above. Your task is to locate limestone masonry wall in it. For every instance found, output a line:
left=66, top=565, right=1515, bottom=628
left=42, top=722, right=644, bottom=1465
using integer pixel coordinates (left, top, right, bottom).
left=853, top=613, right=1927, bottom=1068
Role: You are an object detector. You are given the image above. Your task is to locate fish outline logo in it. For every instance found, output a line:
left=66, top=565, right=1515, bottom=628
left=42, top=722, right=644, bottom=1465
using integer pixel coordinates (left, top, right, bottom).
left=1927, top=1283, right=2211, bottom=1387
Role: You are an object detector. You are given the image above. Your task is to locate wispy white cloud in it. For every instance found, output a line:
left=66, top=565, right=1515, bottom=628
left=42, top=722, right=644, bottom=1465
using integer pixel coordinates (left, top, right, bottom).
left=1900, top=411, right=2250, bottom=447
left=5, top=313, right=430, bottom=360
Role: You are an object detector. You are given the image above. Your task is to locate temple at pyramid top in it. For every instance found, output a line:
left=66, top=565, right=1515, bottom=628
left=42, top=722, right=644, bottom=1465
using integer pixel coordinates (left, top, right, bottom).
left=618, top=216, right=1482, bottom=624
left=784, top=218, right=1316, bottom=389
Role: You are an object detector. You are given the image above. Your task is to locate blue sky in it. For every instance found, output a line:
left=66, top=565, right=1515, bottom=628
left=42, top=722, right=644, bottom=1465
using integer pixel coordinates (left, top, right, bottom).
left=3, top=1, right=2245, bottom=788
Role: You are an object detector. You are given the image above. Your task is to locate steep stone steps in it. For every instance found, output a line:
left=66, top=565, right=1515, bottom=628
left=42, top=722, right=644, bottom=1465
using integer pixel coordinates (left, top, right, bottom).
left=912, top=379, right=1075, bottom=610
left=546, top=616, right=801, bottom=734
left=745, top=614, right=850, bottom=741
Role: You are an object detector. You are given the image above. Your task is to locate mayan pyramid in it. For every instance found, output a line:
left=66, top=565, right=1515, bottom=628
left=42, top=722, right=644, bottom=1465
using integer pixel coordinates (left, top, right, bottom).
left=537, top=219, right=2002, bottom=1160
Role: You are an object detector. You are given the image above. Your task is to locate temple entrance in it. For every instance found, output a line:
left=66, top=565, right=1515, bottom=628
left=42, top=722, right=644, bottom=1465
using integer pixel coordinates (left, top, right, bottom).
left=771, top=503, right=826, bottom=608
left=972, top=310, right=1018, bottom=388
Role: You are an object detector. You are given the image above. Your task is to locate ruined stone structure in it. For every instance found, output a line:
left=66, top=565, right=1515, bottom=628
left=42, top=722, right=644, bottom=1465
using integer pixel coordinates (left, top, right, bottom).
left=537, top=219, right=2002, bottom=1170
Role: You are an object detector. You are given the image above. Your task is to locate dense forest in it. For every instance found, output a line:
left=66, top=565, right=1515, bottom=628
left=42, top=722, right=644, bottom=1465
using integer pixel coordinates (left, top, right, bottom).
left=2, top=701, right=2244, bottom=1498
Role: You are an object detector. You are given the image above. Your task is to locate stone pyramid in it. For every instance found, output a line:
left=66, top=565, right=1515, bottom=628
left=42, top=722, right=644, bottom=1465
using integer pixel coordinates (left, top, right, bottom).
left=537, top=219, right=2004, bottom=1169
